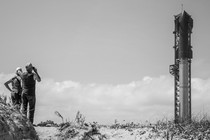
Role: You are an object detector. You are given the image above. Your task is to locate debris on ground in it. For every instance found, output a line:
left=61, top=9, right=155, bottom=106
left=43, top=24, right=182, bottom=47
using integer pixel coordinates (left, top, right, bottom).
left=37, top=120, right=58, bottom=127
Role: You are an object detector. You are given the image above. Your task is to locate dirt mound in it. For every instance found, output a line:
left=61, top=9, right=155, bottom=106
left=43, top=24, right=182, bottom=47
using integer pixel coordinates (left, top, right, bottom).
left=56, top=122, right=107, bottom=140
left=0, top=96, right=38, bottom=140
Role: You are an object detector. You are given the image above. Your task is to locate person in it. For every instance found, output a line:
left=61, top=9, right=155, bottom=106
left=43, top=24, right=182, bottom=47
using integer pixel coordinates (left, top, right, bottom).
left=18, top=63, right=41, bottom=124
left=4, top=67, right=22, bottom=109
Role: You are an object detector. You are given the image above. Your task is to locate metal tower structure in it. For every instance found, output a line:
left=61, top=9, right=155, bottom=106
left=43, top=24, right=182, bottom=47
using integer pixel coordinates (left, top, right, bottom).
left=169, top=11, right=193, bottom=123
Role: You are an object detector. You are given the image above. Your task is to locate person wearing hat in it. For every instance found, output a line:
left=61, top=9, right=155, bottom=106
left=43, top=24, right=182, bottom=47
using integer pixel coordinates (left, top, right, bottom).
left=4, top=67, right=22, bottom=109
left=18, top=63, right=41, bottom=124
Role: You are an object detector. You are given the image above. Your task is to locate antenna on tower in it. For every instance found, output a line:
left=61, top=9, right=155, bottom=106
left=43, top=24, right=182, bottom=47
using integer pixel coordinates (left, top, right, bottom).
left=181, top=4, right=184, bottom=13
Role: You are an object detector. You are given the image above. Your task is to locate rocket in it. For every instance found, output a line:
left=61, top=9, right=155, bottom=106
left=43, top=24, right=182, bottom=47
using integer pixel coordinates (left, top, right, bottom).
left=177, top=11, right=193, bottom=60
left=170, top=11, right=193, bottom=123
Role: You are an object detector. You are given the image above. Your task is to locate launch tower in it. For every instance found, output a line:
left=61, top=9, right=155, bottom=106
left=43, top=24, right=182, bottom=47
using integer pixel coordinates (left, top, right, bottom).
left=169, top=11, right=193, bottom=123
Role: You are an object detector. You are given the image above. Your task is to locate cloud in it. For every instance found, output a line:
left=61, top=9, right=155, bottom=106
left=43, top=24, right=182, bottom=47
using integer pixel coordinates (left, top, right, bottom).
left=34, top=75, right=174, bottom=124
left=1, top=73, right=210, bottom=124
left=0, top=73, right=15, bottom=94
left=191, top=78, right=210, bottom=117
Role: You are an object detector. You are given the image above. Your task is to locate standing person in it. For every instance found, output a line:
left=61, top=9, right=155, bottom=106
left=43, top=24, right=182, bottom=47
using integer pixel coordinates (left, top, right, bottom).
left=18, top=63, right=41, bottom=124
left=4, top=67, right=22, bottom=109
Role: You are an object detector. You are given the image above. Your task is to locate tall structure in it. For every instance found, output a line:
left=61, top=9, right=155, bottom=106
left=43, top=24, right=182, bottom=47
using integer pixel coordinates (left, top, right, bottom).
left=169, top=11, right=193, bottom=123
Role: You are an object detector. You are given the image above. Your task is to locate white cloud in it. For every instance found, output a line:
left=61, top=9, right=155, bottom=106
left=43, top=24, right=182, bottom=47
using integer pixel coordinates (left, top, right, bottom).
left=1, top=73, right=210, bottom=124
left=0, top=73, right=15, bottom=94
left=34, top=75, right=174, bottom=124
left=191, top=78, right=210, bottom=117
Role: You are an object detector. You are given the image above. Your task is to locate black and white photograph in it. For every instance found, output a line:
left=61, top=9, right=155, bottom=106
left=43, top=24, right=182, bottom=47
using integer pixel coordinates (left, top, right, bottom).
left=0, top=0, right=210, bottom=139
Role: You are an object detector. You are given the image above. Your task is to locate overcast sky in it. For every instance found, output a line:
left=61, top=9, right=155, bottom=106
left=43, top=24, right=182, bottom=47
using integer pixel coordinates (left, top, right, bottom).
left=0, top=0, right=210, bottom=124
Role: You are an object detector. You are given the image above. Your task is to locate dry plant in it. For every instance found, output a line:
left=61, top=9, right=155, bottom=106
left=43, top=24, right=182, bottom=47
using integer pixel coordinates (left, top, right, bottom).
left=37, top=120, right=58, bottom=127
left=55, top=111, right=107, bottom=140
left=151, top=115, right=210, bottom=140
left=55, top=110, right=64, bottom=123
left=0, top=94, right=38, bottom=139
left=75, top=111, right=86, bottom=126
left=53, top=109, right=210, bottom=140
left=0, top=94, right=11, bottom=106
left=110, top=119, right=142, bottom=129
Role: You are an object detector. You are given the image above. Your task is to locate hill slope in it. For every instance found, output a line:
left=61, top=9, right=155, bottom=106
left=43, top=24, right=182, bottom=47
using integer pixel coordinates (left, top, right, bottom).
left=0, top=96, right=38, bottom=140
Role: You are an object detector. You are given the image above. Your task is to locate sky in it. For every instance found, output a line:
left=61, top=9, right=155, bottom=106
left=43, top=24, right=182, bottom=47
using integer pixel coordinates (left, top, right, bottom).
left=0, top=0, right=210, bottom=124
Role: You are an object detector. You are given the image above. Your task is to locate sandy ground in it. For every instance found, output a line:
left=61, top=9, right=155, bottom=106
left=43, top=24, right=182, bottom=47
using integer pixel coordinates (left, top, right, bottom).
left=35, top=126, right=167, bottom=140
left=35, top=126, right=60, bottom=140
left=35, top=126, right=196, bottom=140
left=99, top=127, right=167, bottom=140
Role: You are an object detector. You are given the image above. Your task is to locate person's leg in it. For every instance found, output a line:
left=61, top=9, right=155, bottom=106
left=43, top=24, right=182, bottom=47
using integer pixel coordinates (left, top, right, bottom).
left=17, top=93, right=21, bottom=104
left=12, top=93, right=21, bottom=109
left=11, top=92, right=16, bottom=105
left=22, top=93, right=28, bottom=117
left=16, top=93, right=22, bottom=110
left=28, top=95, right=36, bottom=124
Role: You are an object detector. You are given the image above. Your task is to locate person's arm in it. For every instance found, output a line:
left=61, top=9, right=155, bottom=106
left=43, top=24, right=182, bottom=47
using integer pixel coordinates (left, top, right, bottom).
left=4, top=78, right=14, bottom=92
left=33, top=67, right=41, bottom=82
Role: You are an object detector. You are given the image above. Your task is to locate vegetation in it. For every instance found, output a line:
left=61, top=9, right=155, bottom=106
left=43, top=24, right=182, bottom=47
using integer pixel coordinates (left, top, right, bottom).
left=35, top=110, right=209, bottom=140
left=0, top=94, right=39, bottom=140
left=37, top=120, right=58, bottom=127
left=2, top=93, right=210, bottom=140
